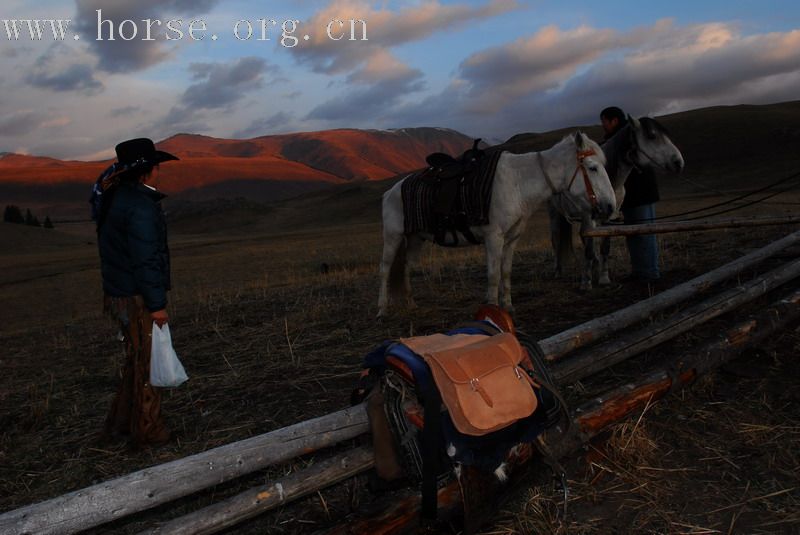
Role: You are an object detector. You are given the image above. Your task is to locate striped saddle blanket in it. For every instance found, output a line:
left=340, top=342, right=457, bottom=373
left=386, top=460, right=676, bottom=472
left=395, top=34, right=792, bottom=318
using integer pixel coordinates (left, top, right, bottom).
left=401, top=149, right=503, bottom=244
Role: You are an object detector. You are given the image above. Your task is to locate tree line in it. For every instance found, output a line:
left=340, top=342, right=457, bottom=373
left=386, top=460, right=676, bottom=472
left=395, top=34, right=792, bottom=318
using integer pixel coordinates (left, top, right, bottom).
left=3, top=205, right=54, bottom=228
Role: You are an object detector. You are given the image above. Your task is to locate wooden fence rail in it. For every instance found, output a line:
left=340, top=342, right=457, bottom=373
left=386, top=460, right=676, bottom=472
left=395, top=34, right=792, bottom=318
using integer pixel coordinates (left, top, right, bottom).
left=0, top=405, right=369, bottom=535
left=539, top=228, right=800, bottom=360
left=582, top=215, right=800, bottom=238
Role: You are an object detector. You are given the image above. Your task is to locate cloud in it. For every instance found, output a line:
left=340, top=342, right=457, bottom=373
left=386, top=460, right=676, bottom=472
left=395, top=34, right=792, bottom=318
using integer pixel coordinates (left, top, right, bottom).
left=0, top=111, right=43, bottom=137
left=457, top=25, right=633, bottom=112
left=148, top=57, right=279, bottom=139
left=306, top=50, right=425, bottom=122
left=294, top=0, right=519, bottom=129
left=73, top=0, right=222, bottom=72
left=383, top=20, right=800, bottom=139
left=150, top=106, right=212, bottom=138
left=525, top=23, right=800, bottom=128
left=110, top=105, right=142, bottom=117
left=182, top=57, right=278, bottom=110
left=294, top=0, right=521, bottom=75
left=232, top=111, right=295, bottom=138
left=24, top=44, right=104, bottom=94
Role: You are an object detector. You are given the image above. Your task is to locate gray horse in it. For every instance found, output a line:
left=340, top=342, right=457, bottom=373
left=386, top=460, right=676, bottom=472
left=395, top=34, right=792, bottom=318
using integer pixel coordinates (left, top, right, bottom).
left=549, top=116, right=684, bottom=289
left=378, top=132, right=617, bottom=317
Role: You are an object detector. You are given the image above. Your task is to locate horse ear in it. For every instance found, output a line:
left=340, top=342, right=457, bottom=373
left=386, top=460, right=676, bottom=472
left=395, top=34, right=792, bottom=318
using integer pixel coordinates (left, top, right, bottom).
left=574, top=131, right=585, bottom=149
left=628, top=114, right=641, bottom=130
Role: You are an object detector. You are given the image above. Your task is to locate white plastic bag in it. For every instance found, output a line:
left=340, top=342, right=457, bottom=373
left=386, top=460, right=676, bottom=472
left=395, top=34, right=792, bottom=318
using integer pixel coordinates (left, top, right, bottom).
left=150, top=322, right=188, bottom=387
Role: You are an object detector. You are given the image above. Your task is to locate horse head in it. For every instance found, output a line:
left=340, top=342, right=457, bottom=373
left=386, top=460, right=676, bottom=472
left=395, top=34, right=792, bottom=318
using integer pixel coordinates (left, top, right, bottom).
left=559, top=131, right=616, bottom=221
left=627, top=115, right=684, bottom=173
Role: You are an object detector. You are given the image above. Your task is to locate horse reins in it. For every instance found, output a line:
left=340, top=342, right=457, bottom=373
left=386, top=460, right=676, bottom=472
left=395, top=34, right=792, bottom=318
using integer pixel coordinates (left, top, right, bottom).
left=571, top=149, right=599, bottom=209
left=538, top=149, right=600, bottom=211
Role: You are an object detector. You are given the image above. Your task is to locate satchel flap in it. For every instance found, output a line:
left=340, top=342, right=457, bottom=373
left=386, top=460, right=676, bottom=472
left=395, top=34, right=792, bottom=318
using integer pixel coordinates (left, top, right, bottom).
left=423, top=333, right=524, bottom=384
left=423, top=333, right=538, bottom=436
left=400, top=333, right=486, bottom=358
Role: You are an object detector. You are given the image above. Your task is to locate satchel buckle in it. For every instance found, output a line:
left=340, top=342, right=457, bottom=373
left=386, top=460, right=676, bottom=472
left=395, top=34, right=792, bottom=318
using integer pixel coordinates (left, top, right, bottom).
left=470, top=377, right=494, bottom=407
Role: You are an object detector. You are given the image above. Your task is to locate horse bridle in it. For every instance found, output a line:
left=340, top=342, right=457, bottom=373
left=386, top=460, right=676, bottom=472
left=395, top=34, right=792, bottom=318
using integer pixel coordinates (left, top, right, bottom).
left=625, top=127, right=672, bottom=172
left=538, top=149, right=600, bottom=212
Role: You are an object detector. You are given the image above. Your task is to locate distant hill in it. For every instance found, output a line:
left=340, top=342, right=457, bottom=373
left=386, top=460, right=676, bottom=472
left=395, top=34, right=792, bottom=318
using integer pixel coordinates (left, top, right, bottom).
left=0, top=127, right=477, bottom=219
left=498, top=100, right=800, bottom=195
left=4, top=101, right=800, bottom=223
left=177, top=100, right=800, bottom=235
left=0, top=127, right=475, bottom=199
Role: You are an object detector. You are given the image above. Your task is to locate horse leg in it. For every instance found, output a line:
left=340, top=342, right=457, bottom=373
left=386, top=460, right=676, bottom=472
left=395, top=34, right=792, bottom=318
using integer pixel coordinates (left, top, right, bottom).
left=598, top=236, right=612, bottom=285
left=377, top=230, right=406, bottom=318
left=548, top=203, right=572, bottom=278
left=484, top=230, right=504, bottom=306
left=500, top=231, right=522, bottom=312
left=404, top=234, right=424, bottom=309
left=548, top=203, right=563, bottom=277
left=579, top=220, right=596, bottom=291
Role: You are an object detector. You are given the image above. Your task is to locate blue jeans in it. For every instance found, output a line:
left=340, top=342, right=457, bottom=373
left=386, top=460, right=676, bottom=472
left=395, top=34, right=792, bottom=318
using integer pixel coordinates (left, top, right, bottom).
left=622, top=203, right=660, bottom=280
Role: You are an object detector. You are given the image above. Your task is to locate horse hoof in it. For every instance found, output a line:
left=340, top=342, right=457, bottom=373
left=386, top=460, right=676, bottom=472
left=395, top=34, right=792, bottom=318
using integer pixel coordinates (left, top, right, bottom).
left=406, top=299, right=418, bottom=310
left=598, top=276, right=611, bottom=286
left=579, top=282, right=593, bottom=291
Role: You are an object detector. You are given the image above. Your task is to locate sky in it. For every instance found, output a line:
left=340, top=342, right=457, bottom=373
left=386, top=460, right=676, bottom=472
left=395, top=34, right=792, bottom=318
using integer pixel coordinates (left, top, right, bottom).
left=1, top=0, right=799, bottom=160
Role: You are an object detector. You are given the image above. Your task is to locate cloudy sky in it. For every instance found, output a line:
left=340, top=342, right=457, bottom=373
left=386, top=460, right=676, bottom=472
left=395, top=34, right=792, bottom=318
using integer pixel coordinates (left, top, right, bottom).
left=1, top=0, right=799, bottom=159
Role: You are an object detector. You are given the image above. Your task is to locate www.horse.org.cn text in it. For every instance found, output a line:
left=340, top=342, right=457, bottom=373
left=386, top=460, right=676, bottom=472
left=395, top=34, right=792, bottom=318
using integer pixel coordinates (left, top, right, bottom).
left=1, top=9, right=368, bottom=47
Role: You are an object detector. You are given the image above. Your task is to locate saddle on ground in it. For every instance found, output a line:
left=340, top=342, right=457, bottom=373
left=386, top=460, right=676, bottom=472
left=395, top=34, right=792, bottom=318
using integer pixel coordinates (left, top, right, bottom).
left=353, top=305, right=564, bottom=528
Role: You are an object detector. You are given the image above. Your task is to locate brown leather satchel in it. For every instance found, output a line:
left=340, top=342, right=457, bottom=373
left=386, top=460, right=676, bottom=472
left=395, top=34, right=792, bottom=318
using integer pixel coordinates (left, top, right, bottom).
left=402, top=332, right=538, bottom=436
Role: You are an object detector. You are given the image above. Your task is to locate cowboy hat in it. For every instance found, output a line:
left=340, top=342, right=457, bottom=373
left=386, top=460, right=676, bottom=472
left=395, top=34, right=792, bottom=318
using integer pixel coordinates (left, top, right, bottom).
left=115, top=137, right=179, bottom=167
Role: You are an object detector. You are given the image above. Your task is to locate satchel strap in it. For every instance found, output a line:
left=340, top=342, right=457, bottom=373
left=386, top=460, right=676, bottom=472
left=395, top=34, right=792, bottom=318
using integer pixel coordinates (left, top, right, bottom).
left=516, top=330, right=571, bottom=432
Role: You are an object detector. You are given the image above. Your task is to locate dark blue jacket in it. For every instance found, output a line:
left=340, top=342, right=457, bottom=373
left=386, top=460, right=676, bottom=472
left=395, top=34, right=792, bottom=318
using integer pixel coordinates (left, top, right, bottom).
left=98, top=181, right=171, bottom=312
left=621, top=165, right=660, bottom=209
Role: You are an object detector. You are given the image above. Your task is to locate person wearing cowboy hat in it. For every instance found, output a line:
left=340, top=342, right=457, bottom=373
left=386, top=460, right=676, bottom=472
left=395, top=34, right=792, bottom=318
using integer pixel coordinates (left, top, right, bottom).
left=92, top=137, right=179, bottom=447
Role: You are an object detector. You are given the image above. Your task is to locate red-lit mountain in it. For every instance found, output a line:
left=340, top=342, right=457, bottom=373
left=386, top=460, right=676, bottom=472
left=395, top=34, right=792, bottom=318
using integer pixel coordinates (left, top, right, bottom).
left=0, top=127, right=476, bottom=195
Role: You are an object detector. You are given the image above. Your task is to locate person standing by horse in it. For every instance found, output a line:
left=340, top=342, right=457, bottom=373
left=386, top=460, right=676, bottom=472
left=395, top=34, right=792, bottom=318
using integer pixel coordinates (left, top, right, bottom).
left=91, top=138, right=179, bottom=447
left=600, top=106, right=661, bottom=282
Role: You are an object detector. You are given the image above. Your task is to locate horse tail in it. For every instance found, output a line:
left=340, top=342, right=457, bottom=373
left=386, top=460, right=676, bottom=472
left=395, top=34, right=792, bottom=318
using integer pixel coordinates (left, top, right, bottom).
left=388, top=236, right=408, bottom=301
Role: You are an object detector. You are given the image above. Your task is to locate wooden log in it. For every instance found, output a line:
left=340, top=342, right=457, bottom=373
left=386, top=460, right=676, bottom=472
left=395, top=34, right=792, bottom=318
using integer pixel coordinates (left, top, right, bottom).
left=142, top=447, right=375, bottom=535
left=685, top=286, right=800, bottom=376
left=321, top=286, right=800, bottom=533
left=321, top=479, right=464, bottom=535
left=0, top=404, right=369, bottom=535
left=550, top=285, right=800, bottom=458
left=539, top=229, right=800, bottom=360
left=582, top=215, right=800, bottom=238
left=551, top=259, right=800, bottom=383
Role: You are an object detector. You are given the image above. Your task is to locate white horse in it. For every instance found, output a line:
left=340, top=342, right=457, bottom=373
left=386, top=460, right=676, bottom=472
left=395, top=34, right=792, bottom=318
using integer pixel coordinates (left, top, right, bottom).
left=377, top=131, right=616, bottom=317
left=549, top=116, right=684, bottom=289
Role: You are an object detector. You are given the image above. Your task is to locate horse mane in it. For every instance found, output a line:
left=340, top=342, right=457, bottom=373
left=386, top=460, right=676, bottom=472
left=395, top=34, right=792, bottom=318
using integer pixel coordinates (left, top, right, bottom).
left=553, top=132, right=607, bottom=167
left=639, top=116, right=670, bottom=136
left=551, top=132, right=606, bottom=167
left=582, top=136, right=607, bottom=166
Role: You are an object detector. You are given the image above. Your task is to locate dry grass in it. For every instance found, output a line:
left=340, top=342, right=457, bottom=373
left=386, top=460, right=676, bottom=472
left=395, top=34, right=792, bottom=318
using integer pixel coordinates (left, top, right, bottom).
left=1, top=202, right=799, bottom=533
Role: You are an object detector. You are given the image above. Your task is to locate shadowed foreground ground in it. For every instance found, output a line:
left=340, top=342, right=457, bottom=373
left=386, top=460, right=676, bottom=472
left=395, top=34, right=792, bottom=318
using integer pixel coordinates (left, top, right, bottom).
left=1, top=196, right=799, bottom=533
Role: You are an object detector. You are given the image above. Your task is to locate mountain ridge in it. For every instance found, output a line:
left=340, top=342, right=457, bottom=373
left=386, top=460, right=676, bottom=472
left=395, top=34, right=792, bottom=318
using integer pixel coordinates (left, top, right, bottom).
left=0, top=127, right=476, bottom=193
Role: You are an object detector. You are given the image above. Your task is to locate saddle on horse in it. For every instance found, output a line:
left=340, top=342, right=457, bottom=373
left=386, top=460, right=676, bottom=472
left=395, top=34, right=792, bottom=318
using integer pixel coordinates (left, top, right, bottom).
left=402, top=139, right=502, bottom=246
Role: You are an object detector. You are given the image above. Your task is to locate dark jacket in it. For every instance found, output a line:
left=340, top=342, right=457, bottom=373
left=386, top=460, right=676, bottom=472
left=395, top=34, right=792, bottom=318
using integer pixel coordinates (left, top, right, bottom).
left=603, top=126, right=660, bottom=209
left=98, top=181, right=171, bottom=312
left=621, top=166, right=660, bottom=209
